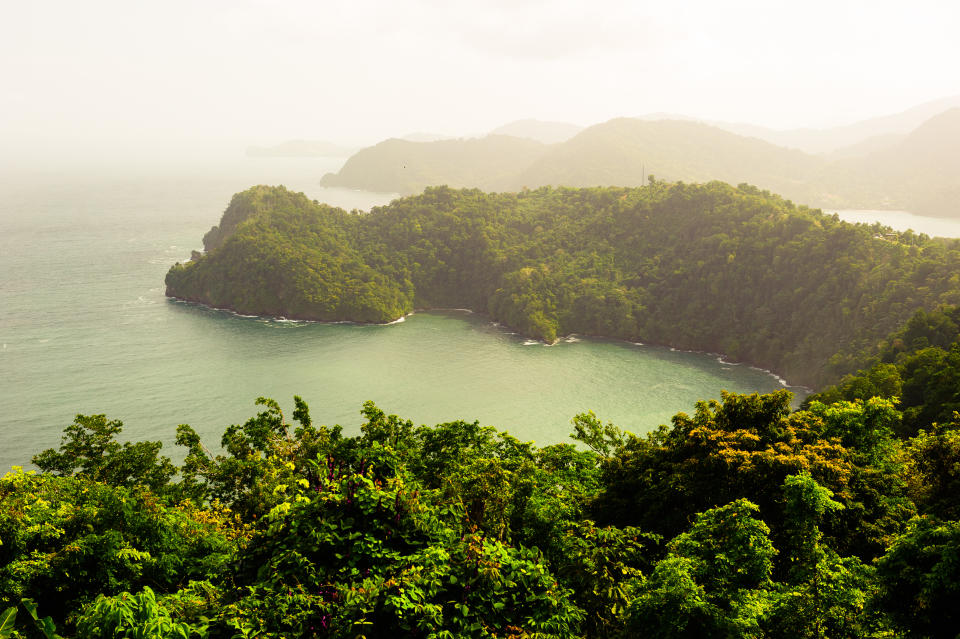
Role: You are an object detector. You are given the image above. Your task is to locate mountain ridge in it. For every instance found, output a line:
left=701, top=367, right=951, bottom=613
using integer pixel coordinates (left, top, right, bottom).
left=319, top=109, right=960, bottom=217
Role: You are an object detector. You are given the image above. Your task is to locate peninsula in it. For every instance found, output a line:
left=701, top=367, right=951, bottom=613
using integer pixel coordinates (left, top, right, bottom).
left=167, top=182, right=960, bottom=388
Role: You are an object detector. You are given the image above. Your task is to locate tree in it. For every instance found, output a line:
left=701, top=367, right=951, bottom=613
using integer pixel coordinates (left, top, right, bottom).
left=765, top=473, right=872, bottom=639
left=32, top=414, right=175, bottom=492
left=901, top=422, right=960, bottom=520
left=627, top=499, right=775, bottom=638
left=176, top=396, right=336, bottom=517
left=875, top=516, right=960, bottom=639
left=0, top=470, right=236, bottom=634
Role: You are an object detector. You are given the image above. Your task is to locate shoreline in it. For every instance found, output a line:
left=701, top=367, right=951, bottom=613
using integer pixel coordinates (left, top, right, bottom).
left=165, top=294, right=810, bottom=395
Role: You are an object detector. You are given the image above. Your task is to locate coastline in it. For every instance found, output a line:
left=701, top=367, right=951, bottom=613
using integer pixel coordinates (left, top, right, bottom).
left=164, top=295, right=482, bottom=327
left=165, top=293, right=810, bottom=395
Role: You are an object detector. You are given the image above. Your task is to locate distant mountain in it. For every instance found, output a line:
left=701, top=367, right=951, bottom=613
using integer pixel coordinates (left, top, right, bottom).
left=508, top=118, right=822, bottom=200
left=825, top=133, right=906, bottom=160
left=320, top=118, right=824, bottom=201
left=489, top=119, right=583, bottom=144
left=319, top=108, right=960, bottom=217
left=319, top=135, right=547, bottom=194
left=711, top=95, right=960, bottom=154
left=629, top=96, right=960, bottom=155
left=246, top=139, right=352, bottom=157
left=826, top=107, right=960, bottom=216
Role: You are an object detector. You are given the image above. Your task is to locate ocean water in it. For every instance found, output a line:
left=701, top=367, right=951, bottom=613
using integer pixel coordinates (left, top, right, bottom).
left=0, top=158, right=829, bottom=469
left=829, top=209, right=960, bottom=238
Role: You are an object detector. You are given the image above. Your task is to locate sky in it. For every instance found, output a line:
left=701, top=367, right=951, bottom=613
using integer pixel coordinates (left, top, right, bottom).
left=2, top=0, right=959, bottom=158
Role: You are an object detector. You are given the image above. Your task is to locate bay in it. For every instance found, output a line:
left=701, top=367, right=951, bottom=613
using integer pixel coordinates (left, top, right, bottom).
left=1, top=157, right=805, bottom=470
left=829, top=208, right=960, bottom=238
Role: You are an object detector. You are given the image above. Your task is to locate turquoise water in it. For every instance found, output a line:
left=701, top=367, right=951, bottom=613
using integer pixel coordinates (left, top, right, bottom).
left=1, top=158, right=806, bottom=470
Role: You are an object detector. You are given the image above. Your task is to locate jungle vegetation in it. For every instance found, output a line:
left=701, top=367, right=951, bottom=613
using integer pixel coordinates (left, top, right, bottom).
left=167, top=181, right=960, bottom=388
left=3, top=387, right=960, bottom=638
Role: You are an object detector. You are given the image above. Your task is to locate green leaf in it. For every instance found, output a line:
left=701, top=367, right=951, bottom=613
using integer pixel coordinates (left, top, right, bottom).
left=38, top=616, right=61, bottom=639
left=0, top=608, right=17, bottom=639
left=21, top=599, right=38, bottom=621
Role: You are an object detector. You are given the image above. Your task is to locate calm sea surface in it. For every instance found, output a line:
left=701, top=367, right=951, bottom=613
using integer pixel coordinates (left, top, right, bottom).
left=829, top=209, right=960, bottom=237
left=13, top=160, right=949, bottom=470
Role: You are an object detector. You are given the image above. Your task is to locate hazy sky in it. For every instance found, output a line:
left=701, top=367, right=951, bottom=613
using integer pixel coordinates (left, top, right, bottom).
left=3, top=0, right=959, bottom=155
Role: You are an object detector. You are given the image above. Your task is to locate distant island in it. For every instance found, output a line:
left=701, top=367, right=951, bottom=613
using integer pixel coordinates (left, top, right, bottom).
left=319, top=108, right=960, bottom=218
left=167, top=182, right=960, bottom=388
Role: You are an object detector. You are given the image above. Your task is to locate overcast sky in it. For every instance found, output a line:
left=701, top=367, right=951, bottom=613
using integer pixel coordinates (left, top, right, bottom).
left=2, top=0, right=959, bottom=156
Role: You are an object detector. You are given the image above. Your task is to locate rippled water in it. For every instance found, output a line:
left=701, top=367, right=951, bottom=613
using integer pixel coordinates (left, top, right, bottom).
left=1, top=159, right=810, bottom=469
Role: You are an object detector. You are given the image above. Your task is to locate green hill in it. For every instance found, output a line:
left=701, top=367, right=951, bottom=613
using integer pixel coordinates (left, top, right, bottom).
left=167, top=182, right=960, bottom=388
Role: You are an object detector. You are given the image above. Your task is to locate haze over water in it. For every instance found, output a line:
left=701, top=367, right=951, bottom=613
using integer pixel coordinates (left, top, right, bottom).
left=0, top=156, right=819, bottom=470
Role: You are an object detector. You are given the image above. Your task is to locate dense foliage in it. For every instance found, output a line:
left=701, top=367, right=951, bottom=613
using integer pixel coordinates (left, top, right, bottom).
left=810, top=304, right=960, bottom=434
left=168, top=182, right=960, bottom=387
left=174, top=186, right=412, bottom=324
left=3, top=387, right=960, bottom=638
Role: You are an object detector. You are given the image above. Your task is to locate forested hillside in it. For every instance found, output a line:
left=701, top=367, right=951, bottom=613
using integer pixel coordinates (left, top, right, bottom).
left=810, top=303, right=960, bottom=437
left=167, top=182, right=960, bottom=388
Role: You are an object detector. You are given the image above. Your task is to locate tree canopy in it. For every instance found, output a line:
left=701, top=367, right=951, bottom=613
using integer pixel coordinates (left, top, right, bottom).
left=168, top=182, right=960, bottom=388
left=3, top=388, right=959, bottom=637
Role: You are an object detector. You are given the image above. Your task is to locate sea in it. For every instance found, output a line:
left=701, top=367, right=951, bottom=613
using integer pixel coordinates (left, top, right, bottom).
left=3, top=154, right=951, bottom=470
